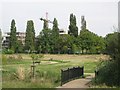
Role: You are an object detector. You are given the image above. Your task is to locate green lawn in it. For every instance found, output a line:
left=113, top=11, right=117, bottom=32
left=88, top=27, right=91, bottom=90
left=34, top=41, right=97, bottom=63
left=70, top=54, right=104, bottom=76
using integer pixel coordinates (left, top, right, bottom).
left=2, top=54, right=109, bottom=88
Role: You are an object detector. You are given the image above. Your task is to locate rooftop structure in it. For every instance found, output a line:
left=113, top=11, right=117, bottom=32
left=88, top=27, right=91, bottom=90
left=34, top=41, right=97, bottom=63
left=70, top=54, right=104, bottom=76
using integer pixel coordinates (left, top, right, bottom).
left=59, top=29, right=67, bottom=35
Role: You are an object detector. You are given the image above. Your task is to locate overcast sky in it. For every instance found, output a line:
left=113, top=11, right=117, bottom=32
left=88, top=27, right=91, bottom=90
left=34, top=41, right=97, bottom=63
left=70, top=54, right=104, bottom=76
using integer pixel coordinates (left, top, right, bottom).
left=0, top=0, right=119, bottom=37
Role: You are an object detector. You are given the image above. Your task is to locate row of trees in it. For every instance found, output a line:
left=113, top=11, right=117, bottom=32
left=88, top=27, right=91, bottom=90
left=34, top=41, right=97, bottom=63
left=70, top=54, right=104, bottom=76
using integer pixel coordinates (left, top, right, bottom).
left=6, top=13, right=110, bottom=54
left=36, top=14, right=106, bottom=54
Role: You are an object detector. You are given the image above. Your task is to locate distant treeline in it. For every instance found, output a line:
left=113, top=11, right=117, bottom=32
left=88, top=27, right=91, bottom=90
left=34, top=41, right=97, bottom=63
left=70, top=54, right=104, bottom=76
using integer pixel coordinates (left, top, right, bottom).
left=1, top=13, right=118, bottom=54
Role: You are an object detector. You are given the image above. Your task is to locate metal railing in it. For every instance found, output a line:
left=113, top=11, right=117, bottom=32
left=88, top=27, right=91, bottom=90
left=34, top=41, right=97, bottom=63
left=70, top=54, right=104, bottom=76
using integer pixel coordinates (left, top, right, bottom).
left=61, top=66, right=84, bottom=86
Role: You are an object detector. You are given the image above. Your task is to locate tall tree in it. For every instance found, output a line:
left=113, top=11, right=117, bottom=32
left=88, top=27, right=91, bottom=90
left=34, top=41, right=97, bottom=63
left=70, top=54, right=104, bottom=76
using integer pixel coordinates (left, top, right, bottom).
left=25, top=20, right=35, bottom=53
left=68, top=13, right=78, bottom=37
left=38, top=20, right=52, bottom=53
left=52, top=18, right=59, bottom=37
left=81, top=16, right=86, bottom=30
left=9, top=19, right=17, bottom=52
left=51, top=18, right=59, bottom=53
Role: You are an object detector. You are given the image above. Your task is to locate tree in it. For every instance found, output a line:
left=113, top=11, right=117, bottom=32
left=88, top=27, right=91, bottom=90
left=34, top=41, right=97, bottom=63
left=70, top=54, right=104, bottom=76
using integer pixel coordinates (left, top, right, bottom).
left=105, top=32, right=118, bottom=58
left=78, top=29, right=92, bottom=53
left=78, top=16, right=105, bottom=54
left=78, top=29, right=105, bottom=54
left=93, top=36, right=105, bottom=54
left=95, top=31, right=119, bottom=86
left=62, top=46, right=68, bottom=54
left=25, top=20, right=35, bottom=53
left=38, top=18, right=52, bottom=54
left=9, top=19, right=17, bottom=53
left=81, top=16, right=86, bottom=30
left=0, top=29, right=2, bottom=49
left=52, top=18, right=59, bottom=36
left=71, top=44, right=78, bottom=54
left=39, top=29, right=52, bottom=53
left=58, top=34, right=74, bottom=54
left=68, top=13, right=78, bottom=37
left=16, top=41, right=24, bottom=53
left=51, top=18, right=59, bottom=53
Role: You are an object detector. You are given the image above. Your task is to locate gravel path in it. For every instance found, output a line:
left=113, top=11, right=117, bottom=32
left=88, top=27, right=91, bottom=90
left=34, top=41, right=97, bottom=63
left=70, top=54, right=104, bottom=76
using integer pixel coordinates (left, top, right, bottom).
left=57, top=73, right=94, bottom=88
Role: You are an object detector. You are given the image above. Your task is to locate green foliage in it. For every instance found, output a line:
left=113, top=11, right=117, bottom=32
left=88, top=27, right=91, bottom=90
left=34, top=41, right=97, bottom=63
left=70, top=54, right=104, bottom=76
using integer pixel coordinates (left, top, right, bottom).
left=95, top=31, right=120, bottom=86
left=62, top=46, right=68, bottom=54
left=81, top=16, right=86, bottom=30
left=9, top=19, right=17, bottom=52
left=95, top=60, right=118, bottom=86
left=38, top=28, right=52, bottom=53
left=68, top=13, right=78, bottom=37
left=38, top=18, right=61, bottom=54
left=71, top=44, right=79, bottom=54
left=50, top=18, right=59, bottom=53
left=78, top=29, right=105, bottom=54
left=3, top=54, right=102, bottom=88
left=16, top=41, right=24, bottom=53
left=25, top=20, right=35, bottom=53
left=105, top=32, right=118, bottom=57
left=2, top=49, right=14, bottom=54
left=0, top=29, right=2, bottom=49
left=58, top=34, right=74, bottom=54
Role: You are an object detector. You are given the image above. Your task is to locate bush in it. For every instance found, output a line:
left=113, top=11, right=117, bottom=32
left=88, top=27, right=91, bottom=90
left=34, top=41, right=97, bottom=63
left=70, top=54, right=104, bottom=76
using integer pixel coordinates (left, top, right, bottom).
left=2, top=49, right=14, bottom=54
left=95, top=60, right=118, bottom=86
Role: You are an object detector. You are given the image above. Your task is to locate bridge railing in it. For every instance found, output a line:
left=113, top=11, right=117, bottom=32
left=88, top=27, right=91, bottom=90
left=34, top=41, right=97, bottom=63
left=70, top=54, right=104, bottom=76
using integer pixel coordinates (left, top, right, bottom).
left=61, top=66, right=84, bottom=86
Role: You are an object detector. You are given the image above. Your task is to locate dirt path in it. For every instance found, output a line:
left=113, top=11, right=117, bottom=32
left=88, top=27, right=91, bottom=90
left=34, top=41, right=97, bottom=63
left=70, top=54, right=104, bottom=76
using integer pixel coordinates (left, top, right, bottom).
left=57, top=73, right=94, bottom=88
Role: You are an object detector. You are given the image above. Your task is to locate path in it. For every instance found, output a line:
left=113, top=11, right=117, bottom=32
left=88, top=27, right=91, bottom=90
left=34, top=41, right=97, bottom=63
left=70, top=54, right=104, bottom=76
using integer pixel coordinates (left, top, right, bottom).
left=57, top=73, right=94, bottom=88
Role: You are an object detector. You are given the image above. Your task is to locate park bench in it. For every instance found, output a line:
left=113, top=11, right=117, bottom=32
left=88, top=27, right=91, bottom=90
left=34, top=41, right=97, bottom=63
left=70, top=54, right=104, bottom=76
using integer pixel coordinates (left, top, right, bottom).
left=34, top=61, right=41, bottom=64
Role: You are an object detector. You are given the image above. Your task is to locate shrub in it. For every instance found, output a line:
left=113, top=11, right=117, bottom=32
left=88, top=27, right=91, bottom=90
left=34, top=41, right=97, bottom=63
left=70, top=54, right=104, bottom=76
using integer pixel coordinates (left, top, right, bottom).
left=2, top=49, right=14, bottom=54
left=95, top=60, right=118, bottom=86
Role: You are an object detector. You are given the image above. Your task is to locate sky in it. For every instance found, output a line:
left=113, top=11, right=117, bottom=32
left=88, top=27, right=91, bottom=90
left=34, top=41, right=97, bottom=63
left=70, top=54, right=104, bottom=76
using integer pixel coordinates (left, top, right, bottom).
left=0, top=0, right=119, bottom=37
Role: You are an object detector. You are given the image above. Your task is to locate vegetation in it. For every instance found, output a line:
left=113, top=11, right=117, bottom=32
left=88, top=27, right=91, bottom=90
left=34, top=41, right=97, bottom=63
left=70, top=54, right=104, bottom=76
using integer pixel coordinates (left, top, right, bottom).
left=2, top=13, right=119, bottom=88
left=25, top=20, right=35, bottom=53
left=94, top=31, right=120, bottom=86
left=68, top=13, right=78, bottom=37
left=9, top=19, right=17, bottom=53
left=3, top=14, right=107, bottom=55
left=51, top=18, right=59, bottom=54
left=78, top=29, right=105, bottom=54
left=2, top=54, right=106, bottom=88
left=0, top=29, right=2, bottom=49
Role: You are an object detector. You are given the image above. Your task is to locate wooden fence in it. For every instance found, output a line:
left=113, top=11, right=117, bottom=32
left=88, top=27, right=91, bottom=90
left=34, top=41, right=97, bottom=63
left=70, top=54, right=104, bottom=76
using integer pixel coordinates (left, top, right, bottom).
left=61, top=66, right=84, bottom=86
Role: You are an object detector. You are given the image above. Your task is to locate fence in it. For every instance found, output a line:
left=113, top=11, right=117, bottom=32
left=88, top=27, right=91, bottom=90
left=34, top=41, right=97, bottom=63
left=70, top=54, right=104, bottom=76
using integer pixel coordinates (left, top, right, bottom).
left=61, top=66, right=84, bottom=86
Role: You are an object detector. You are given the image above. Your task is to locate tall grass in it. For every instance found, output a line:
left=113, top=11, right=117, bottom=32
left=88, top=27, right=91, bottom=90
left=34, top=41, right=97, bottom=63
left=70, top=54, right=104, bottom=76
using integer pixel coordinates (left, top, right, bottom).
left=16, top=66, right=25, bottom=80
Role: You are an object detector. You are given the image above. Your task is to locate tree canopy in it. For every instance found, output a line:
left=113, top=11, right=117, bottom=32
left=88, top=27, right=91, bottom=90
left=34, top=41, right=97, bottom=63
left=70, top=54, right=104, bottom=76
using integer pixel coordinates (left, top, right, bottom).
left=68, top=13, right=78, bottom=37
left=5, top=14, right=108, bottom=55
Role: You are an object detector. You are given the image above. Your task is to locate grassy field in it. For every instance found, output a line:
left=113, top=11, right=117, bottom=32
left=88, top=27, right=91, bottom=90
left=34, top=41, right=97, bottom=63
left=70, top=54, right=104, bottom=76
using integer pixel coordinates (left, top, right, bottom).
left=2, top=54, right=109, bottom=88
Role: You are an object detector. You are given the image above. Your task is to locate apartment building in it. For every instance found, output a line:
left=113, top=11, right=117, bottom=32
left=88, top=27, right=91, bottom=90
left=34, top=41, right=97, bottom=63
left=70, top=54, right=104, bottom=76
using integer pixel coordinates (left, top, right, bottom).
left=2, top=32, right=26, bottom=49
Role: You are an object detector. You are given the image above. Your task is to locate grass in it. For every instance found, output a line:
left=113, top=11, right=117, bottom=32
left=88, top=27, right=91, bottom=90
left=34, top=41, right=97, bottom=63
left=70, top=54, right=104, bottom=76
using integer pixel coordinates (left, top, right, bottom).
left=2, top=54, right=109, bottom=88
